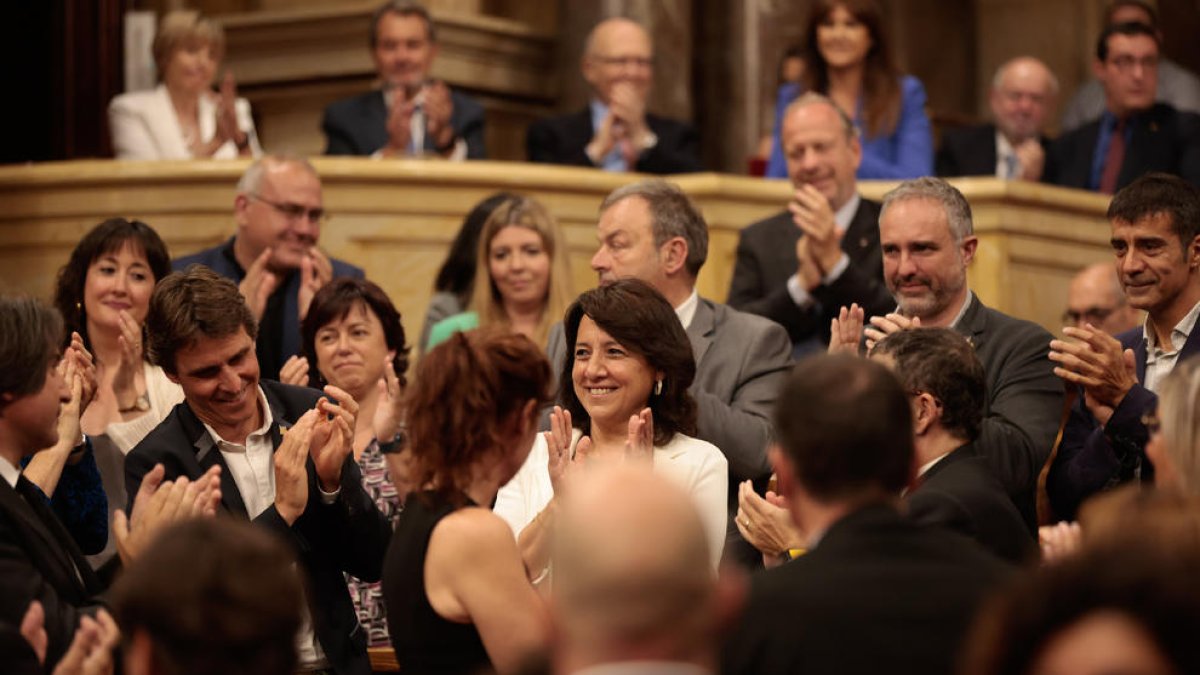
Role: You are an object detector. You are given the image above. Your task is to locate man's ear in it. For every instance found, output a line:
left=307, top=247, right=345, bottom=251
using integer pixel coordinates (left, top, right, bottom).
left=660, top=237, right=690, bottom=276
left=960, top=235, right=979, bottom=267
left=233, top=194, right=252, bottom=231
left=912, top=392, right=938, bottom=436
left=1188, top=235, right=1200, bottom=269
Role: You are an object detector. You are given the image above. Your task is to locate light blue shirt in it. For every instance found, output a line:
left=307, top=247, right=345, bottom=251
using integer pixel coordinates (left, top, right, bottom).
left=590, top=99, right=628, bottom=172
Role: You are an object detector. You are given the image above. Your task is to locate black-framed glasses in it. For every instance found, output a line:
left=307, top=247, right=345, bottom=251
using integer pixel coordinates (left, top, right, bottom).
left=1063, top=306, right=1116, bottom=325
left=249, top=194, right=328, bottom=225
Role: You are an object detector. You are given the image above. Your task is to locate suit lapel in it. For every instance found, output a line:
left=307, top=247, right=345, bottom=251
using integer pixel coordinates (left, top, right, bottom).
left=3, top=478, right=93, bottom=597
left=842, top=199, right=882, bottom=268
left=687, top=298, right=716, bottom=366
left=180, top=403, right=250, bottom=518
left=150, top=85, right=190, bottom=159
left=955, top=294, right=987, bottom=349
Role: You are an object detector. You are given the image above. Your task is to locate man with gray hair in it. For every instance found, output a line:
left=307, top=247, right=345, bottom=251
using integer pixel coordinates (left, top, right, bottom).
left=937, top=57, right=1058, bottom=180
left=730, top=93, right=893, bottom=354
left=855, top=176, right=1064, bottom=529
left=551, top=178, right=792, bottom=568
left=549, top=465, right=739, bottom=674
left=173, top=155, right=364, bottom=381
left=322, top=0, right=485, bottom=158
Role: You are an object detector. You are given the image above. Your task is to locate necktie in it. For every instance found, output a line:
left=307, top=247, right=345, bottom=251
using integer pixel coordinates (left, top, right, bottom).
left=1099, top=119, right=1127, bottom=194
left=1004, top=154, right=1019, bottom=180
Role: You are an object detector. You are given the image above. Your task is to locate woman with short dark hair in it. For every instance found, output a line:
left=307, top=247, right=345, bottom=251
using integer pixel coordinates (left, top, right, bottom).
left=494, top=279, right=728, bottom=574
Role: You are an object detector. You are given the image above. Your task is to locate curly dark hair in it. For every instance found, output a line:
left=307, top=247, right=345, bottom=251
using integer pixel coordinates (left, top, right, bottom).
left=53, top=218, right=172, bottom=352
left=559, top=279, right=697, bottom=446
left=300, top=278, right=411, bottom=389
left=407, top=328, right=552, bottom=503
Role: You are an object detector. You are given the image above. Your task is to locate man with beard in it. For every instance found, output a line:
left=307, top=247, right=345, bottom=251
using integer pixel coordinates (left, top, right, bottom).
left=857, top=177, right=1064, bottom=529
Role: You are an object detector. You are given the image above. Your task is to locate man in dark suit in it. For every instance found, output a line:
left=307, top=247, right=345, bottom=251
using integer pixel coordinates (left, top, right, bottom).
left=728, top=93, right=892, bottom=353
left=874, top=328, right=1036, bottom=564
left=859, top=177, right=1065, bottom=530
left=937, top=57, right=1057, bottom=181
left=1043, top=22, right=1200, bottom=194
left=1048, top=174, right=1200, bottom=520
left=722, top=355, right=1010, bottom=675
left=125, top=267, right=391, bottom=675
left=549, top=179, right=792, bottom=569
left=173, top=156, right=364, bottom=381
left=526, top=18, right=701, bottom=174
left=322, top=1, right=485, bottom=159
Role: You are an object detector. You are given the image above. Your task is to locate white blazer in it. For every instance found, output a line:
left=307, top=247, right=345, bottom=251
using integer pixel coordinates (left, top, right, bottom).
left=109, top=84, right=262, bottom=160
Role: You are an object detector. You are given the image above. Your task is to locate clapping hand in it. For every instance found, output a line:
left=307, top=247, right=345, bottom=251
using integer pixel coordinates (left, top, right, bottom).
left=625, top=407, right=654, bottom=463
left=66, top=332, right=97, bottom=411
left=310, top=385, right=358, bottom=492
left=864, top=312, right=921, bottom=352
left=297, top=247, right=333, bottom=322
left=735, top=480, right=804, bottom=566
left=238, top=248, right=278, bottom=322
left=113, top=463, right=222, bottom=564
left=384, top=87, right=416, bottom=156
left=278, top=355, right=310, bottom=387
left=1049, top=325, right=1137, bottom=425
left=424, top=81, right=456, bottom=153
left=828, top=304, right=865, bottom=355
left=214, top=71, right=243, bottom=149
left=372, top=356, right=406, bottom=442
left=546, top=406, right=592, bottom=494
left=789, top=184, right=841, bottom=274
left=112, top=310, right=144, bottom=412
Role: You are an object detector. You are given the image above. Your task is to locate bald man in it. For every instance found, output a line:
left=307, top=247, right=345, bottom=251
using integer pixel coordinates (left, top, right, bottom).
left=526, top=18, right=702, bottom=174
left=937, top=57, right=1058, bottom=180
left=549, top=466, right=738, bottom=675
left=1064, top=262, right=1141, bottom=335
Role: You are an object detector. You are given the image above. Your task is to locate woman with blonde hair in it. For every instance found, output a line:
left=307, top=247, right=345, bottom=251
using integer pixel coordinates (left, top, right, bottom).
left=426, top=195, right=573, bottom=350
left=109, top=10, right=261, bottom=160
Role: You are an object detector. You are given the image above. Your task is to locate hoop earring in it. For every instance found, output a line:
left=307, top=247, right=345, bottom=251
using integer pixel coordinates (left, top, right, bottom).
left=654, top=379, right=663, bottom=396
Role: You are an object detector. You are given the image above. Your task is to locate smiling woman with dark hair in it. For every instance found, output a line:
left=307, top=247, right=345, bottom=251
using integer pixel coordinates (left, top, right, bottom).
left=494, top=278, right=728, bottom=574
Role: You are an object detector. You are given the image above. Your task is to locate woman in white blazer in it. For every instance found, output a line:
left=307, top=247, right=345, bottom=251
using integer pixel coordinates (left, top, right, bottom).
left=109, top=10, right=261, bottom=160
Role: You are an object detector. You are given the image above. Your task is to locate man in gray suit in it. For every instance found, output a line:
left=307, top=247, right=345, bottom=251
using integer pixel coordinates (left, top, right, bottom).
left=549, top=179, right=793, bottom=568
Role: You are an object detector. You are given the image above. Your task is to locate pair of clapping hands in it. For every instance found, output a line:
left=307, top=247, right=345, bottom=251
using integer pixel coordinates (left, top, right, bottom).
left=543, top=406, right=654, bottom=494
left=272, top=386, right=361, bottom=524
left=587, top=83, right=652, bottom=166
left=826, top=303, right=923, bottom=356
left=279, top=357, right=407, bottom=443
left=237, top=246, right=336, bottom=323
left=383, top=81, right=456, bottom=157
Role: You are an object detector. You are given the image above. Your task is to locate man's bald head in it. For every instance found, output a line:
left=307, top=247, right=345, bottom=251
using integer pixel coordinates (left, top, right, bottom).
left=990, top=56, right=1058, bottom=144
left=1066, top=261, right=1141, bottom=334
left=582, top=18, right=654, bottom=106
left=552, top=465, right=715, bottom=668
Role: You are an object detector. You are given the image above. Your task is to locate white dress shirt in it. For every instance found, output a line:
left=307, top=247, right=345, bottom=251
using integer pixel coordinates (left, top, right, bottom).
left=0, top=454, right=20, bottom=488
left=675, top=288, right=700, bottom=330
left=1143, top=299, right=1200, bottom=393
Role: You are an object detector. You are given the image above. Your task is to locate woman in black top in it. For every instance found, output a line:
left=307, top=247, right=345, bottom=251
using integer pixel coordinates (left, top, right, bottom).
left=382, top=329, right=552, bottom=674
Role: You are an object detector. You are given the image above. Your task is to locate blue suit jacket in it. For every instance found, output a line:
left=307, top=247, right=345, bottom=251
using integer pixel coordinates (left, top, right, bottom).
left=765, top=76, right=934, bottom=179
left=172, top=238, right=365, bottom=379
left=321, top=88, right=486, bottom=158
left=1048, top=326, right=1200, bottom=520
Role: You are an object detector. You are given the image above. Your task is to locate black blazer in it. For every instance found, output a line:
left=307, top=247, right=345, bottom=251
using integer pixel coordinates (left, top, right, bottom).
left=906, top=443, right=1036, bottom=564
left=321, top=88, right=486, bottom=158
left=125, top=380, right=391, bottom=675
left=0, top=475, right=104, bottom=668
left=1048, top=325, right=1200, bottom=520
left=955, top=295, right=1065, bottom=531
left=1043, top=103, right=1200, bottom=191
left=525, top=107, right=703, bottom=174
left=727, top=198, right=892, bottom=345
left=721, top=504, right=1011, bottom=675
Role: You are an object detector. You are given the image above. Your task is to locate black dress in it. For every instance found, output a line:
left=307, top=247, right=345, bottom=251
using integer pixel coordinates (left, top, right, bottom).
left=382, top=490, right=491, bottom=674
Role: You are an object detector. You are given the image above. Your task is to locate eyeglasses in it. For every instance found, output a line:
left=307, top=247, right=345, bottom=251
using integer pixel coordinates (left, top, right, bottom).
left=249, top=194, right=328, bottom=225
left=594, top=56, right=654, bottom=69
left=1141, top=412, right=1161, bottom=435
left=1062, top=306, right=1117, bottom=325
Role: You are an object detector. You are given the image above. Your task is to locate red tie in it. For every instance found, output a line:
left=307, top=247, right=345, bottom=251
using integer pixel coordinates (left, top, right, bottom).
left=1099, top=118, right=1127, bottom=194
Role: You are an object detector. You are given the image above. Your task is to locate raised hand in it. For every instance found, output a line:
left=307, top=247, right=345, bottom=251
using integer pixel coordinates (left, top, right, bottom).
left=1013, top=138, right=1045, bottom=181
left=67, top=333, right=97, bottom=411
left=112, top=310, right=144, bottom=412
left=215, top=71, right=242, bottom=147
left=274, top=410, right=317, bottom=525
left=372, top=356, right=405, bottom=442
left=1039, top=520, right=1083, bottom=563
left=384, top=87, right=415, bottom=156
left=864, top=312, right=921, bottom=351
left=609, top=82, right=649, bottom=150
left=624, top=407, right=654, bottom=464
left=545, top=406, right=580, bottom=494
left=311, top=385, right=359, bottom=491
left=795, top=237, right=822, bottom=292
left=238, top=247, right=278, bottom=322
left=828, top=303, right=865, bottom=355
left=51, top=608, right=119, bottom=675
left=735, top=480, right=804, bottom=562
left=56, top=354, right=84, bottom=450
left=423, top=80, right=456, bottom=152
left=586, top=112, right=618, bottom=164
left=278, top=355, right=310, bottom=387
left=1049, top=324, right=1138, bottom=421
left=789, top=184, right=841, bottom=273
left=113, top=464, right=222, bottom=564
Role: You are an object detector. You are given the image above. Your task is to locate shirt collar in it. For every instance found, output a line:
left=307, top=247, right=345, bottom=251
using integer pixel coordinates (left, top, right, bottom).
left=200, top=386, right=274, bottom=450
left=916, top=452, right=951, bottom=478
left=948, top=290, right=975, bottom=329
left=674, top=288, right=700, bottom=330
left=1144, top=298, right=1200, bottom=355
left=833, top=192, right=861, bottom=231
left=0, top=454, right=20, bottom=488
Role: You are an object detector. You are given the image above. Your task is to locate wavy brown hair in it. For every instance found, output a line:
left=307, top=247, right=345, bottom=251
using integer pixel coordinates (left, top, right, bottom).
left=802, top=0, right=902, bottom=138
left=559, top=279, right=696, bottom=446
left=406, top=329, right=552, bottom=503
